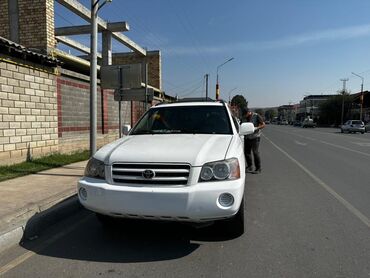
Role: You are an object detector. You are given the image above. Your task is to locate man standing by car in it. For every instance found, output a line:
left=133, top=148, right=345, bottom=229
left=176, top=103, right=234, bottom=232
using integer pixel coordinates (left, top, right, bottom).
left=243, top=108, right=265, bottom=174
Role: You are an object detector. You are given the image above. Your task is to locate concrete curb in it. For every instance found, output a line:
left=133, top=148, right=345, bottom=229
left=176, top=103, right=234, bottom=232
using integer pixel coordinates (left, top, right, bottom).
left=0, top=193, right=82, bottom=254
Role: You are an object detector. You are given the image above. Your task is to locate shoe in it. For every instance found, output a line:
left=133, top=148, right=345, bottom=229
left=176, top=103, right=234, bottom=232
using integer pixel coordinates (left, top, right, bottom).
left=246, top=166, right=254, bottom=173
left=253, top=168, right=261, bottom=174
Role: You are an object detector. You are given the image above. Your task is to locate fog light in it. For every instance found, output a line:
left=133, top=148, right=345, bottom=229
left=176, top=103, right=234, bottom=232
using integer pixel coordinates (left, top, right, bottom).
left=218, top=193, right=234, bottom=207
left=79, top=187, right=87, bottom=200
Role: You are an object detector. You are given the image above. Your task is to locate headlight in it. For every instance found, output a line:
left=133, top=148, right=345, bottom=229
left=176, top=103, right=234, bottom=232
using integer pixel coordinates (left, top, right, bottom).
left=199, top=158, right=240, bottom=182
left=84, top=158, right=105, bottom=179
left=200, top=166, right=213, bottom=181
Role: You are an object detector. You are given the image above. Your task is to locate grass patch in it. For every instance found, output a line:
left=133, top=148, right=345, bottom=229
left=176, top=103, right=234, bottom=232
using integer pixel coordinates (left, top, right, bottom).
left=0, top=150, right=90, bottom=182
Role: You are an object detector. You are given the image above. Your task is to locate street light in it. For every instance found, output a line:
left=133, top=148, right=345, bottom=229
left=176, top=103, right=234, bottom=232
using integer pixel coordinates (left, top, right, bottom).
left=351, top=72, right=364, bottom=121
left=216, top=57, right=234, bottom=100
left=90, top=0, right=112, bottom=157
left=340, top=78, right=349, bottom=126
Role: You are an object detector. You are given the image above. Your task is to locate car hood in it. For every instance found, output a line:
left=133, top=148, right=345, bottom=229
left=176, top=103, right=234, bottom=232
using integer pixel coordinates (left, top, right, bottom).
left=95, top=134, right=233, bottom=166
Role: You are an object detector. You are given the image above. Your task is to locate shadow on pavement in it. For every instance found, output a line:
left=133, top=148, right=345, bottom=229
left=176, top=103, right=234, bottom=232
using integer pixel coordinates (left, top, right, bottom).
left=20, top=209, right=239, bottom=264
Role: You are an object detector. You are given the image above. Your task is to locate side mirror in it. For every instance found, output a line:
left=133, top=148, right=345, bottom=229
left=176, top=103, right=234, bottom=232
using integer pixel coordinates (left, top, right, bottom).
left=239, top=122, right=255, bottom=135
left=122, top=125, right=131, bottom=136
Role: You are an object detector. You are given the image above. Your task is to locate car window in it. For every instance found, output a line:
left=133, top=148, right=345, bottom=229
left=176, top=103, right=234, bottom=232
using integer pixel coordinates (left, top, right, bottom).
left=131, top=105, right=233, bottom=135
left=352, top=120, right=362, bottom=125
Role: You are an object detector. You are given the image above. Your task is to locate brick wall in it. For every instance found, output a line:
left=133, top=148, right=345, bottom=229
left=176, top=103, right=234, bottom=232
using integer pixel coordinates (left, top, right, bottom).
left=0, top=58, right=58, bottom=164
left=0, top=1, right=9, bottom=39
left=112, top=51, right=161, bottom=90
left=18, top=0, right=55, bottom=50
left=56, top=72, right=132, bottom=153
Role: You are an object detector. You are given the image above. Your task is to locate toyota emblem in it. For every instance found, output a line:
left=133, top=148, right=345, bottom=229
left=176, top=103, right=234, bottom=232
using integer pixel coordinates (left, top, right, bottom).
left=142, top=169, right=155, bottom=179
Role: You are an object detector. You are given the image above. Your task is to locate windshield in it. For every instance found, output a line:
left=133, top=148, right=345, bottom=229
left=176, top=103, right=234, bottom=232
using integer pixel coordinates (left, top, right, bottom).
left=131, top=105, right=233, bottom=135
left=352, top=121, right=363, bottom=125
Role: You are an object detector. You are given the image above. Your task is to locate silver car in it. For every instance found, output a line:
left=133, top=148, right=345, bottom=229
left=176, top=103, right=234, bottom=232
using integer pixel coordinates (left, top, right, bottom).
left=341, top=120, right=365, bottom=134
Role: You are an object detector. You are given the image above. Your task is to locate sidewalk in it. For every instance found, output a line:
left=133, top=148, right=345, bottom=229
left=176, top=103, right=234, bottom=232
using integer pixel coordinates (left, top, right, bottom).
left=0, top=160, right=87, bottom=253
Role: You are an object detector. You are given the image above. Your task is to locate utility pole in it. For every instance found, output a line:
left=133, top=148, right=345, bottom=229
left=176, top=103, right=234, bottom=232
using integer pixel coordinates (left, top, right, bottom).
left=352, top=72, right=364, bottom=121
left=90, top=0, right=98, bottom=157
left=89, top=0, right=112, bottom=157
left=205, top=74, right=209, bottom=99
left=340, top=78, right=349, bottom=126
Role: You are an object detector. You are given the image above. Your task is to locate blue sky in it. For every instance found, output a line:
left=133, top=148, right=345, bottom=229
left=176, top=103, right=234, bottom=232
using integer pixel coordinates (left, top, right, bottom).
left=55, top=0, right=370, bottom=107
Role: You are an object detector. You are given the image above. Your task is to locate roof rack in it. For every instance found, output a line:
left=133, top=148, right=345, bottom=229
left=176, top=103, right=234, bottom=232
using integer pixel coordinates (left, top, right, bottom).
left=174, top=97, right=216, bottom=103
left=155, top=97, right=227, bottom=106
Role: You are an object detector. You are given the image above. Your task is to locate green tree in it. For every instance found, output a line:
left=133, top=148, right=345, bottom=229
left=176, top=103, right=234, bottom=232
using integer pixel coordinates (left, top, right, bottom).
left=255, top=108, right=264, bottom=116
left=318, top=93, right=353, bottom=126
left=264, top=109, right=277, bottom=121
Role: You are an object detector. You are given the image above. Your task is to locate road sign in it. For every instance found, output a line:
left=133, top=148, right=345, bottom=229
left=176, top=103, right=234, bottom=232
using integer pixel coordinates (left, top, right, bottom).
left=101, top=64, right=142, bottom=89
left=114, top=88, right=154, bottom=101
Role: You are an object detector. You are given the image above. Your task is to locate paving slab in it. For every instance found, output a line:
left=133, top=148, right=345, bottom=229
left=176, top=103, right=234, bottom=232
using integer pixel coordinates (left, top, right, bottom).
left=0, top=161, right=87, bottom=253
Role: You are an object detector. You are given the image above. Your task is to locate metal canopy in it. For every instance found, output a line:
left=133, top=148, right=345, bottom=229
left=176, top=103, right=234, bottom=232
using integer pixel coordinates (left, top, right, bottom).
left=55, top=0, right=146, bottom=56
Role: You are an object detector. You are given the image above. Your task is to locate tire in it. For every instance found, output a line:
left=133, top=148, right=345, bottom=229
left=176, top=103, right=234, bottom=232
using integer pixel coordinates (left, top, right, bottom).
left=341, top=129, right=344, bottom=133
left=361, top=132, right=364, bottom=134
left=219, top=197, right=245, bottom=238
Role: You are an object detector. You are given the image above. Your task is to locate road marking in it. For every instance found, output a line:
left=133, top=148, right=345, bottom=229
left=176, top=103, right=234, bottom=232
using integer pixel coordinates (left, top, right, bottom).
left=263, top=134, right=370, bottom=229
left=294, top=140, right=307, bottom=146
left=0, top=250, right=35, bottom=276
left=271, top=128, right=370, bottom=158
left=269, top=125, right=370, bottom=143
left=0, top=214, right=92, bottom=276
left=353, top=142, right=370, bottom=147
left=308, top=129, right=370, bottom=142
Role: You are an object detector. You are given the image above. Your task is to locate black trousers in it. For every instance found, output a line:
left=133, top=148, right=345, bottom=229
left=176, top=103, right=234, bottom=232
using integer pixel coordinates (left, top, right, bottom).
left=244, top=137, right=261, bottom=169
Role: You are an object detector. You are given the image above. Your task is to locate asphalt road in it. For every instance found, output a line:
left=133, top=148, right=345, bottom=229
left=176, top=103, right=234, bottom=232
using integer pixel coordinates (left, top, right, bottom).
left=1, top=126, right=370, bottom=278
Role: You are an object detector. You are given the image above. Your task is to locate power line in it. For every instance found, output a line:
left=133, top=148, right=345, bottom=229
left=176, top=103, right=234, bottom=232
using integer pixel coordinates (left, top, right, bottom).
left=168, top=2, right=209, bottom=74
left=55, top=10, right=76, bottom=26
left=172, top=79, right=204, bottom=97
left=174, top=79, right=204, bottom=95
left=108, top=1, right=205, bottom=82
left=181, top=81, right=204, bottom=97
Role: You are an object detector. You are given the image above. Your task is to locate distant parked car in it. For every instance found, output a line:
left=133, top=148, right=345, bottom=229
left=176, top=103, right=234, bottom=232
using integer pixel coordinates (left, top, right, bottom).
left=281, top=120, right=289, bottom=125
left=302, top=118, right=316, bottom=128
left=341, top=120, right=365, bottom=134
left=265, top=120, right=270, bottom=124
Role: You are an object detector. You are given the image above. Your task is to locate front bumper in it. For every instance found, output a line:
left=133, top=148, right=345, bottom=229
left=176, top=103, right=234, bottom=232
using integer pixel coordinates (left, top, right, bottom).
left=78, top=177, right=245, bottom=222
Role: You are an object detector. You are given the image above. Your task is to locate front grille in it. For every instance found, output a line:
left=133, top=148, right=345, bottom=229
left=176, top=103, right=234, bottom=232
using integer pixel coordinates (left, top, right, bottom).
left=112, top=163, right=191, bottom=186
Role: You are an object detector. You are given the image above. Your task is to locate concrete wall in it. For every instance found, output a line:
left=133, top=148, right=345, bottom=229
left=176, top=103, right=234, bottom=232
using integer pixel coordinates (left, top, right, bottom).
left=0, top=58, right=58, bottom=164
left=0, top=55, right=139, bottom=164
left=56, top=71, right=132, bottom=154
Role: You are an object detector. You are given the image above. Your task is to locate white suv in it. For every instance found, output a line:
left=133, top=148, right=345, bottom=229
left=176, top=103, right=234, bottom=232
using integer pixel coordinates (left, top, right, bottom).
left=78, top=100, right=254, bottom=235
